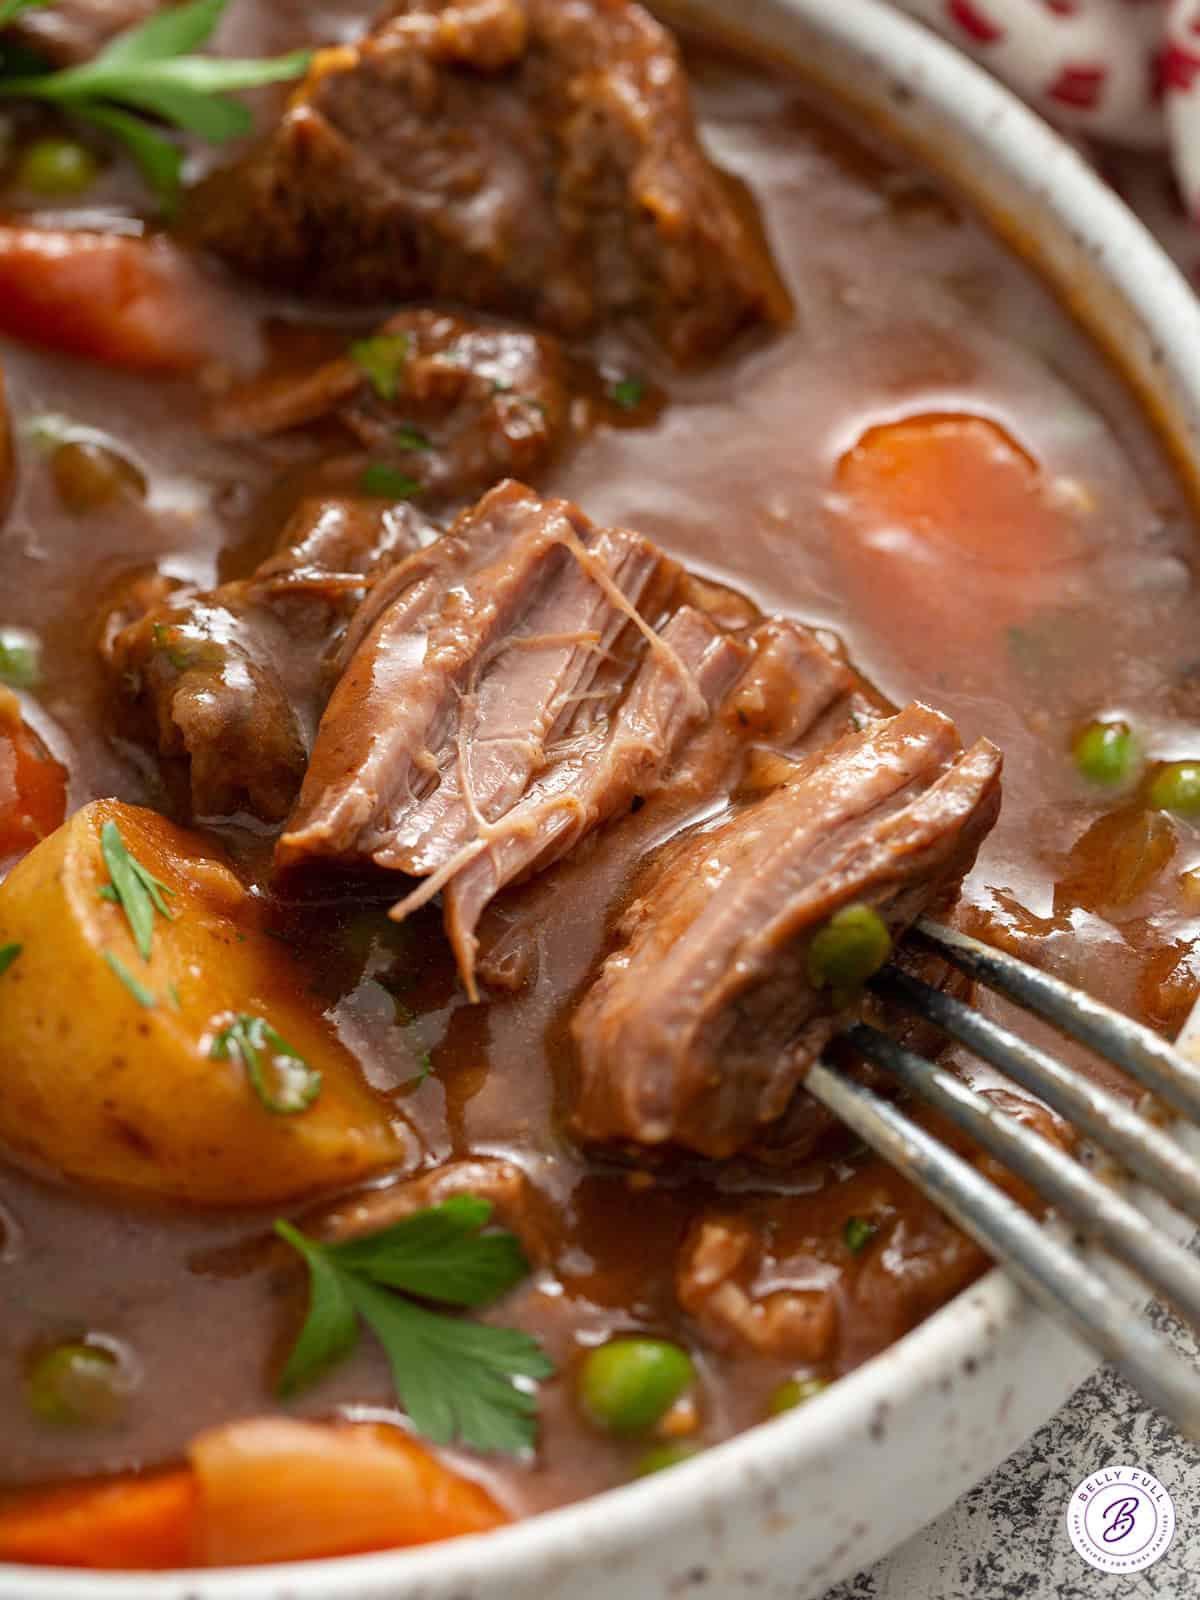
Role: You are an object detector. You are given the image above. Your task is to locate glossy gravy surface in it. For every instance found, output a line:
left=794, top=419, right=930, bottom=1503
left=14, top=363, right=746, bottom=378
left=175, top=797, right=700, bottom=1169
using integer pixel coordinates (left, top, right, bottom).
left=2, top=25, right=1199, bottom=1516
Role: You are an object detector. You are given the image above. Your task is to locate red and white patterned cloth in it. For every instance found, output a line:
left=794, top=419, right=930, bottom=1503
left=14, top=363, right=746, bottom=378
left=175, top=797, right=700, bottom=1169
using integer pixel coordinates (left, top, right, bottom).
left=893, top=0, right=1200, bottom=278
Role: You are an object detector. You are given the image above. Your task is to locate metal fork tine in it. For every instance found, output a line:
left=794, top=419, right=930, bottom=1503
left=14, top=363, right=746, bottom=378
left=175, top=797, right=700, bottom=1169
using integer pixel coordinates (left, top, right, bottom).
left=847, top=1022, right=1200, bottom=1328
left=871, top=965, right=1200, bottom=1221
left=805, top=1058, right=1200, bottom=1440
left=915, top=917, right=1200, bottom=1124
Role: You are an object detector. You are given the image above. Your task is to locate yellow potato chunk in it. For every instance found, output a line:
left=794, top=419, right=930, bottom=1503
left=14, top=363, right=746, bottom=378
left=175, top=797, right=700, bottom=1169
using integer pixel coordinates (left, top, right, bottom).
left=0, top=799, right=401, bottom=1204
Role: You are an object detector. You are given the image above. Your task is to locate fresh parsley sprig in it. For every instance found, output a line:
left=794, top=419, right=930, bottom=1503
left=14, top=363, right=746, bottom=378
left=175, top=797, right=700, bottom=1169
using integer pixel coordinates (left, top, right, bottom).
left=211, top=1013, right=321, bottom=1115
left=99, top=819, right=175, bottom=961
left=275, top=1196, right=553, bottom=1455
left=0, top=0, right=312, bottom=210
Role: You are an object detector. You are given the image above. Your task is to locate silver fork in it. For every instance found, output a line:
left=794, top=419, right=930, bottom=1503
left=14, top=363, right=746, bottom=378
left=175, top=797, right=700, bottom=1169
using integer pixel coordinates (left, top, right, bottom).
left=805, top=917, right=1200, bottom=1438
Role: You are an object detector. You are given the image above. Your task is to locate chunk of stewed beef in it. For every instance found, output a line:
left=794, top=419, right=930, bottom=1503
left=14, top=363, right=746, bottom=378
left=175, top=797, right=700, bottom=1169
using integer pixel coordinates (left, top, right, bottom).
left=677, top=1091, right=1065, bottom=1367
left=278, top=480, right=750, bottom=990
left=568, top=704, right=1002, bottom=1158
left=192, top=0, right=786, bottom=361
left=211, top=309, right=570, bottom=507
left=9, top=0, right=165, bottom=64
left=105, top=496, right=432, bottom=820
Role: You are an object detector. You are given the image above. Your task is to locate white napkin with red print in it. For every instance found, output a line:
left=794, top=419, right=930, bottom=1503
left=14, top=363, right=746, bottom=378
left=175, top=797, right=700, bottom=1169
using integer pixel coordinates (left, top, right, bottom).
left=892, top=0, right=1200, bottom=277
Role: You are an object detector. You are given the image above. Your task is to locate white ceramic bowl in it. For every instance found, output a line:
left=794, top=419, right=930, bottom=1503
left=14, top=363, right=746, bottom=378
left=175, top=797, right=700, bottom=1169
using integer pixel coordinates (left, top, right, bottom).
left=8, top=3, right=1200, bottom=1597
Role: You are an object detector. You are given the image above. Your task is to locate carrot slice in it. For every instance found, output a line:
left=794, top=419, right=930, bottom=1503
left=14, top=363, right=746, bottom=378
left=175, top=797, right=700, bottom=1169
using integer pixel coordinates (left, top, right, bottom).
left=831, top=411, right=1085, bottom=668
left=0, top=690, right=67, bottom=858
left=0, top=225, right=237, bottom=373
left=0, top=1472, right=197, bottom=1570
left=189, top=1418, right=509, bottom=1567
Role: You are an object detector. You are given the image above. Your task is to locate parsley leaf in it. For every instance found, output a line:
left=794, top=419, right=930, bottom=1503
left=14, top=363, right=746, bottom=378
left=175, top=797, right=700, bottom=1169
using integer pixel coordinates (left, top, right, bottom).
left=843, top=1215, right=878, bottom=1254
left=274, top=1198, right=551, bottom=1454
left=360, top=463, right=421, bottom=500
left=104, top=951, right=157, bottom=1008
left=610, top=376, right=646, bottom=412
left=394, top=423, right=433, bottom=452
left=0, top=0, right=312, bottom=210
left=275, top=1221, right=360, bottom=1395
left=100, top=819, right=175, bottom=962
left=0, top=942, right=21, bottom=977
left=0, top=626, right=40, bottom=689
left=210, top=1013, right=322, bottom=1115
left=349, top=332, right=410, bottom=402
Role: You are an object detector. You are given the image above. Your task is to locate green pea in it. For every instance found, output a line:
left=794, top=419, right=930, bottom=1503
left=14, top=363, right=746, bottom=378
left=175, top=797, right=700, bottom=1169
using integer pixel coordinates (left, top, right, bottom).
left=578, top=1337, right=695, bottom=1437
left=807, top=903, right=892, bottom=991
left=18, top=136, right=99, bottom=196
left=1072, top=719, right=1139, bottom=786
left=768, top=1375, right=830, bottom=1415
left=26, top=1342, right=126, bottom=1426
left=633, top=1441, right=702, bottom=1477
left=1149, top=762, right=1200, bottom=816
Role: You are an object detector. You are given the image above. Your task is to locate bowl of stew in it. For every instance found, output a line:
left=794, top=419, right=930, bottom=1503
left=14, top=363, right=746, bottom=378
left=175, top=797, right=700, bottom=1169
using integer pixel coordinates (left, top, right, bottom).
left=3, top=0, right=1200, bottom=1595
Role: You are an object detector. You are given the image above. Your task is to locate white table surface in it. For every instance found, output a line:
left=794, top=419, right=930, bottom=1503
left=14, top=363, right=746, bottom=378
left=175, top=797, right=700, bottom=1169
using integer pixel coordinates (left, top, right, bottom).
left=824, top=1297, right=1200, bottom=1599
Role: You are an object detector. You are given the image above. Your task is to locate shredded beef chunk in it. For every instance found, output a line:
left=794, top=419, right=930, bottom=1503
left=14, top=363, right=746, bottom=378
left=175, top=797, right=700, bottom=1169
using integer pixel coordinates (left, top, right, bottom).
left=569, top=704, right=1002, bottom=1158
left=278, top=479, right=753, bottom=989
left=677, top=1092, right=1066, bottom=1368
left=212, top=309, right=570, bottom=505
left=105, top=496, right=431, bottom=820
left=193, top=0, right=787, bottom=361
left=9, top=0, right=166, bottom=64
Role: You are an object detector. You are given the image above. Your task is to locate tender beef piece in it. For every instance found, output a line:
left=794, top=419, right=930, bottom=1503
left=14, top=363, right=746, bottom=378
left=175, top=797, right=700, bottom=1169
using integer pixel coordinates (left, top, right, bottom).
left=191, top=0, right=787, bottom=362
left=310, top=1156, right=553, bottom=1263
left=569, top=704, right=1003, bottom=1159
left=677, top=1091, right=1067, bottom=1369
left=278, top=479, right=746, bottom=991
left=105, top=496, right=431, bottom=821
left=9, top=0, right=164, bottom=64
left=211, top=309, right=570, bottom=507
left=475, top=614, right=873, bottom=994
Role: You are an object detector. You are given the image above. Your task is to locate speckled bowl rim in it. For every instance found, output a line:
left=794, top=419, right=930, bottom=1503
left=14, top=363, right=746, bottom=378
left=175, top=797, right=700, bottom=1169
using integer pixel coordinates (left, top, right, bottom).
left=6, top=1, right=1200, bottom=1595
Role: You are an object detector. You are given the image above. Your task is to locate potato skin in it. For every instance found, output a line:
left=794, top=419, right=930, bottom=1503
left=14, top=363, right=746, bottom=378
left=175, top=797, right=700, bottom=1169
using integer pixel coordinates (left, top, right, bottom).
left=0, top=799, right=402, bottom=1204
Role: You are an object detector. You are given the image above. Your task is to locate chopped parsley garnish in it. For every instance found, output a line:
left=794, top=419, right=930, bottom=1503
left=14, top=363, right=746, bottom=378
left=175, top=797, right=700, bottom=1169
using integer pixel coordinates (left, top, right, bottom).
left=360, top=464, right=421, bottom=500
left=610, top=376, right=646, bottom=412
left=104, top=951, right=157, bottom=1008
left=210, top=1013, right=322, bottom=1116
left=151, top=622, right=194, bottom=670
left=843, top=1215, right=878, bottom=1254
left=275, top=1196, right=552, bottom=1455
left=0, top=942, right=21, bottom=977
left=99, top=820, right=175, bottom=961
left=0, top=626, right=40, bottom=689
left=0, top=0, right=312, bottom=212
left=349, top=332, right=410, bottom=402
left=394, top=424, right=433, bottom=452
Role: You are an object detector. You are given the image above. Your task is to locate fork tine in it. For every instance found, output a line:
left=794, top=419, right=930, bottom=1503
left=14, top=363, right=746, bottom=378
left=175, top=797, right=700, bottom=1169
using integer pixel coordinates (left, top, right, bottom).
left=915, top=917, right=1200, bottom=1124
left=847, top=1022, right=1200, bottom=1328
left=805, top=1058, right=1200, bottom=1440
left=871, top=965, right=1200, bottom=1221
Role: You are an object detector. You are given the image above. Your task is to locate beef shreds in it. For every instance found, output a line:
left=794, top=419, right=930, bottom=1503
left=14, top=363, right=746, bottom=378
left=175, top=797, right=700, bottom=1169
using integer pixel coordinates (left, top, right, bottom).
left=677, top=1091, right=1065, bottom=1368
left=211, top=309, right=571, bottom=506
left=568, top=704, right=1002, bottom=1158
left=277, top=479, right=752, bottom=991
left=105, top=496, right=432, bottom=821
left=191, top=0, right=788, bottom=362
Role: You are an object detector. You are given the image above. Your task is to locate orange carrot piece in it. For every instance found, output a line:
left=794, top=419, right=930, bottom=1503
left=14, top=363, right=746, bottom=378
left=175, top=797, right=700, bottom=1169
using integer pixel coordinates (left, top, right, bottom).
left=835, top=412, right=1077, bottom=572
left=0, top=1472, right=198, bottom=1570
left=0, top=690, right=67, bottom=858
left=190, top=1418, right=509, bottom=1567
left=0, top=225, right=233, bottom=373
